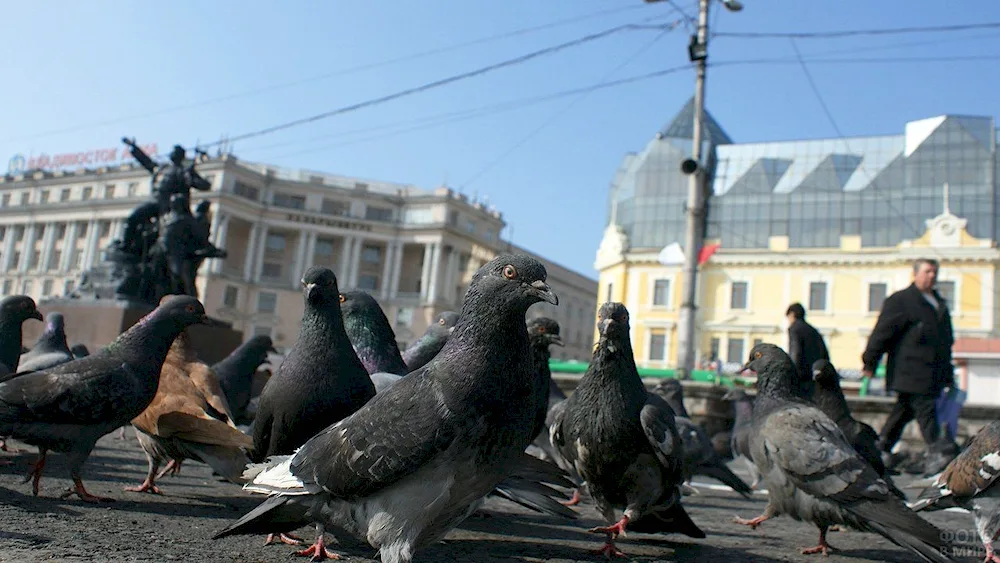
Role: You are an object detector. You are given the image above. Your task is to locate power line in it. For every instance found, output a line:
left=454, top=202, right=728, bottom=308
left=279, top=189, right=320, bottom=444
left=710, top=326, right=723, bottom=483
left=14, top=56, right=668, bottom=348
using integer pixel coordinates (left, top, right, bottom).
left=186, top=22, right=680, bottom=155
left=714, top=54, right=1000, bottom=66
left=715, top=21, right=1000, bottom=39
left=1, top=3, right=660, bottom=145
left=460, top=25, right=681, bottom=189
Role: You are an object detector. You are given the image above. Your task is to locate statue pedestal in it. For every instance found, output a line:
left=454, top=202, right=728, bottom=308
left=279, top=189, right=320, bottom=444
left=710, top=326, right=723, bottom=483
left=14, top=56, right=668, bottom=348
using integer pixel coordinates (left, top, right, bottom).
left=28, top=298, right=244, bottom=365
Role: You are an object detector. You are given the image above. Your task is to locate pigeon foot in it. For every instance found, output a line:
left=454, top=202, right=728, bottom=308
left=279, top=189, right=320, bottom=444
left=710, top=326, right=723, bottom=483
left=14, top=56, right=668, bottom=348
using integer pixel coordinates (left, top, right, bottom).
left=800, top=542, right=835, bottom=556
left=264, top=533, right=304, bottom=546
left=561, top=488, right=582, bottom=507
left=589, top=516, right=629, bottom=539
left=733, top=514, right=770, bottom=530
left=984, top=545, right=1000, bottom=563
left=61, top=479, right=114, bottom=503
left=156, top=459, right=182, bottom=479
left=590, top=542, right=627, bottom=559
left=0, top=439, right=22, bottom=453
left=293, top=535, right=342, bottom=561
left=124, top=479, right=163, bottom=495
left=23, top=453, right=47, bottom=496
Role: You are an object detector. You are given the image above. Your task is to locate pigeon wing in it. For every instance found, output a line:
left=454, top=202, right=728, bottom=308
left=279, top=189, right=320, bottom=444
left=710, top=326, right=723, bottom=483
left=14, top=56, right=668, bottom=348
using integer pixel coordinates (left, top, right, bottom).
left=920, top=420, right=1000, bottom=503
left=639, top=393, right=682, bottom=476
left=289, top=373, right=457, bottom=499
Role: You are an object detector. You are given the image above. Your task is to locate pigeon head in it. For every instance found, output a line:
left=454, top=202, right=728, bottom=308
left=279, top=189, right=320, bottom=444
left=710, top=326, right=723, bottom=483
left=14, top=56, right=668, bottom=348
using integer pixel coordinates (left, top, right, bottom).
left=433, top=311, right=460, bottom=336
left=596, top=302, right=630, bottom=350
left=742, top=343, right=797, bottom=397
left=301, top=266, right=340, bottom=306
left=466, top=254, right=557, bottom=313
left=339, top=290, right=383, bottom=322
left=44, top=312, right=66, bottom=335
left=70, top=343, right=91, bottom=358
left=246, top=334, right=277, bottom=367
left=340, top=290, right=407, bottom=375
left=0, top=295, right=43, bottom=325
left=527, top=317, right=563, bottom=348
left=812, top=359, right=839, bottom=385
left=721, top=387, right=749, bottom=402
left=155, top=295, right=217, bottom=328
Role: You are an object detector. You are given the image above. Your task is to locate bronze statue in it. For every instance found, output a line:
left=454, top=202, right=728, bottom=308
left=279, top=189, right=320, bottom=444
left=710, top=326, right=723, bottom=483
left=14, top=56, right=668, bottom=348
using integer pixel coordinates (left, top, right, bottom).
left=76, top=139, right=226, bottom=304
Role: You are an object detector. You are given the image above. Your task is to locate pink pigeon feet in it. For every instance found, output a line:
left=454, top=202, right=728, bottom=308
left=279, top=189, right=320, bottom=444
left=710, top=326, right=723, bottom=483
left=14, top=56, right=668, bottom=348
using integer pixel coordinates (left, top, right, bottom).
left=293, top=535, right=342, bottom=561
left=562, top=488, right=582, bottom=507
left=60, top=478, right=115, bottom=503
left=124, top=478, right=163, bottom=495
left=588, top=516, right=630, bottom=559
left=264, top=533, right=304, bottom=546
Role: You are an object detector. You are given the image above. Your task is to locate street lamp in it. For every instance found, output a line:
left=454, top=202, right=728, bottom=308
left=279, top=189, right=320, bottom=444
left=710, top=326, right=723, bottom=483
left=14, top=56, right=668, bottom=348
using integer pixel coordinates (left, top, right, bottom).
left=647, top=0, right=743, bottom=378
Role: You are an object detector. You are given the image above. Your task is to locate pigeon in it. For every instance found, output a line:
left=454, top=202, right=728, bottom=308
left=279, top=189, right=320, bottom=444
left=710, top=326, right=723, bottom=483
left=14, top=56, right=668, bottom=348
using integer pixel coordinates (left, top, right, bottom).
left=216, top=254, right=560, bottom=563
left=720, top=387, right=761, bottom=489
left=70, top=343, right=91, bottom=359
left=340, top=289, right=408, bottom=391
left=212, top=335, right=275, bottom=424
left=250, top=266, right=377, bottom=549
left=128, top=297, right=253, bottom=494
left=653, top=378, right=753, bottom=498
left=911, top=420, right=1000, bottom=562
left=18, top=312, right=74, bottom=373
left=0, top=295, right=43, bottom=377
left=0, top=296, right=219, bottom=502
left=735, top=343, right=955, bottom=561
left=401, top=310, right=458, bottom=373
left=549, top=303, right=705, bottom=557
left=812, top=359, right=904, bottom=498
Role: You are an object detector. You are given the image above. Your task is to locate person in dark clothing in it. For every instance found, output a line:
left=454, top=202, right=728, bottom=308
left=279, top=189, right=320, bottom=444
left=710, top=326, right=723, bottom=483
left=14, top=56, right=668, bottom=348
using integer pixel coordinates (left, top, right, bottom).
left=785, top=302, right=830, bottom=399
left=862, top=258, right=955, bottom=473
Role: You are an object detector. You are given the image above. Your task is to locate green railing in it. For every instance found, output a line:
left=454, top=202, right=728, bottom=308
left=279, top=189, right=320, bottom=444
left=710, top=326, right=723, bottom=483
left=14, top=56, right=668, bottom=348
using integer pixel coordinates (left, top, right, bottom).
left=549, top=360, right=886, bottom=396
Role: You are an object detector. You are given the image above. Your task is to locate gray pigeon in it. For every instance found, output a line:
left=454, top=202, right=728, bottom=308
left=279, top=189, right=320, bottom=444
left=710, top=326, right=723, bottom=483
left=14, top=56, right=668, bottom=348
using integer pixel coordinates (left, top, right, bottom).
left=812, top=359, right=904, bottom=498
left=18, top=312, right=74, bottom=373
left=736, top=343, right=955, bottom=561
left=653, top=378, right=753, bottom=498
left=216, top=254, right=559, bottom=563
left=212, top=334, right=275, bottom=424
left=720, top=387, right=761, bottom=489
left=911, top=420, right=1000, bottom=562
left=340, top=289, right=408, bottom=392
left=401, top=310, right=458, bottom=373
left=549, top=303, right=704, bottom=557
left=0, top=295, right=43, bottom=457
left=249, top=266, right=377, bottom=549
left=0, top=296, right=219, bottom=501
left=70, top=343, right=91, bottom=359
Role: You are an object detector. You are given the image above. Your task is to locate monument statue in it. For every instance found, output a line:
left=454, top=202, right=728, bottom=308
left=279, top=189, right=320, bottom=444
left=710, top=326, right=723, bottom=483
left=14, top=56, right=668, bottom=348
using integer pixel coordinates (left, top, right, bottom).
left=75, top=139, right=227, bottom=304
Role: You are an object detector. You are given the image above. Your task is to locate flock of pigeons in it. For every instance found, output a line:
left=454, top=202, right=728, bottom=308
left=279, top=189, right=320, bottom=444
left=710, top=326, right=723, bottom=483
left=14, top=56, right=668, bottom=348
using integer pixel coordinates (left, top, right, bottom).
left=0, top=253, right=998, bottom=562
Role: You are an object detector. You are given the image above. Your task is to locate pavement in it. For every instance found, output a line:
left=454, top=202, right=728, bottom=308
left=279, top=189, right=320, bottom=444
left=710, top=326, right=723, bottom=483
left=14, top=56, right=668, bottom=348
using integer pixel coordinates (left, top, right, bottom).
left=0, top=431, right=984, bottom=562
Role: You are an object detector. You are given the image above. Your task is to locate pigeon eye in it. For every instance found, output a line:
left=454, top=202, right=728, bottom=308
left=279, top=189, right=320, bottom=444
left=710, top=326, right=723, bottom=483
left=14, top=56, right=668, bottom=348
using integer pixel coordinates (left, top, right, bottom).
left=502, top=265, right=518, bottom=279
left=438, top=319, right=446, bottom=325
left=755, top=351, right=762, bottom=359
left=339, top=294, right=346, bottom=303
left=185, top=304, right=196, bottom=313
left=538, top=326, right=546, bottom=334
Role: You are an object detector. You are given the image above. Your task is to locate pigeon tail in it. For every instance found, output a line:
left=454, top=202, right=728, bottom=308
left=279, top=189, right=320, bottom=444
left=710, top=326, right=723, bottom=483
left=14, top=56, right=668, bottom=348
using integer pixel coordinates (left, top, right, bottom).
left=694, top=462, right=753, bottom=499
left=627, top=499, right=706, bottom=539
left=212, top=494, right=309, bottom=539
left=863, top=519, right=957, bottom=563
left=241, top=455, right=312, bottom=494
left=846, top=498, right=953, bottom=556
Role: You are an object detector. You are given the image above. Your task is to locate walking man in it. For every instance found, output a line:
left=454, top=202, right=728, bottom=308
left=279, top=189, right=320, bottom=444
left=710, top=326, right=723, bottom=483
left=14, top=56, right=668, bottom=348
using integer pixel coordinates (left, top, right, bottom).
left=862, top=258, right=955, bottom=474
left=786, top=302, right=830, bottom=399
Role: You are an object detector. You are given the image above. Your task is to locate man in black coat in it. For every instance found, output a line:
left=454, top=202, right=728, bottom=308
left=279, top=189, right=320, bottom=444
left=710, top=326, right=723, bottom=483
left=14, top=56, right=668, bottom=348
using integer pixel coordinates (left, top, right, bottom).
left=862, top=258, right=955, bottom=472
left=786, top=302, right=830, bottom=399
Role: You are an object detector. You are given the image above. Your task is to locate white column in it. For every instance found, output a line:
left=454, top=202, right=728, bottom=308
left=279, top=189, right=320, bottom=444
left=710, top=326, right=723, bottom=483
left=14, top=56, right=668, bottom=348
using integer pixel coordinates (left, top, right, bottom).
left=379, top=242, right=395, bottom=300
left=19, top=223, right=37, bottom=272
left=347, top=237, right=363, bottom=288
left=291, top=232, right=310, bottom=286
left=389, top=242, right=404, bottom=299
left=39, top=223, right=56, bottom=273
left=338, top=236, right=354, bottom=283
left=60, top=222, right=78, bottom=272
left=82, top=220, right=100, bottom=270
left=252, top=225, right=270, bottom=282
left=420, top=243, right=433, bottom=299
left=300, top=232, right=317, bottom=279
left=1, top=225, right=19, bottom=271
left=426, top=242, right=442, bottom=303
left=243, top=223, right=260, bottom=281
left=208, top=207, right=222, bottom=245
left=211, top=214, right=230, bottom=274
left=444, top=248, right=458, bottom=303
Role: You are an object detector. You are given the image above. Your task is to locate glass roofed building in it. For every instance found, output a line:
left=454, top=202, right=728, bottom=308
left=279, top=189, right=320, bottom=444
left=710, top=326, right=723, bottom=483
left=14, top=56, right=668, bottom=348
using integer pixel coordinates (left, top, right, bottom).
left=596, top=99, right=1000, bottom=377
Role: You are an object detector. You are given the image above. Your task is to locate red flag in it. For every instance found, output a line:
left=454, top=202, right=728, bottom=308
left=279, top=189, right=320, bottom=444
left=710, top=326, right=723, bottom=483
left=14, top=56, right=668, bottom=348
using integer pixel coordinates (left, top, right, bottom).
left=698, top=243, right=721, bottom=265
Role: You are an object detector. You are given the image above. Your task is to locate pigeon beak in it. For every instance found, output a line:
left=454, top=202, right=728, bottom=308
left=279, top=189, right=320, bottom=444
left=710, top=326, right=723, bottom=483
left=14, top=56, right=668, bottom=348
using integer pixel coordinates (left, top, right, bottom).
left=548, top=334, right=565, bottom=347
left=305, top=282, right=319, bottom=301
left=527, top=280, right=558, bottom=305
left=448, top=325, right=456, bottom=334
left=29, top=310, right=43, bottom=322
left=813, top=370, right=822, bottom=377
left=200, top=315, right=228, bottom=328
left=599, top=317, right=613, bottom=334
left=267, top=346, right=278, bottom=353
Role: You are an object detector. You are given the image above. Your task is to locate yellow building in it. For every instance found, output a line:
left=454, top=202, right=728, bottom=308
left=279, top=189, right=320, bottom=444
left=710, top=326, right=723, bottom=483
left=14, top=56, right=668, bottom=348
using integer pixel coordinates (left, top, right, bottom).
left=596, top=203, right=998, bottom=374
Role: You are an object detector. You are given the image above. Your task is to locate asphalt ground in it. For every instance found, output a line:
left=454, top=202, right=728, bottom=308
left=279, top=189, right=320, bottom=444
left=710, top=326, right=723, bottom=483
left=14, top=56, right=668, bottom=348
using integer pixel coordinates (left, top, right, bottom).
left=0, top=432, right=983, bottom=562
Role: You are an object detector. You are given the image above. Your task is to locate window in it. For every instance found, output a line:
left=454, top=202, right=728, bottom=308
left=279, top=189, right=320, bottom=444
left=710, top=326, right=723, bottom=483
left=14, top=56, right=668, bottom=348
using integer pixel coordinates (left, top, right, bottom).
left=76, top=223, right=86, bottom=237
left=403, top=207, right=433, bottom=224
left=727, top=337, right=745, bottom=364
left=104, top=184, right=116, bottom=199
left=396, top=307, right=414, bottom=326
left=63, top=280, right=74, bottom=296
left=365, top=206, right=393, bottom=222
left=253, top=326, right=273, bottom=338
left=28, top=250, right=40, bottom=271
left=273, top=192, right=306, bottom=210
left=265, top=233, right=286, bottom=252
left=809, top=281, right=828, bottom=312
left=99, top=221, right=111, bottom=237
left=19, top=192, right=29, bottom=205
left=730, top=281, right=748, bottom=309
left=358, top=274, right=379, bottom=291
left=223, top=285, right=239, bottom=307
left=81, top=186, right=93, bottom=200
left=463, top=219, right=476, bottom=233
left=1, top=194, right=9, bottom=207
left=261, top=262, right=282, bottom=279
left=0, top=226, right=5, bottom=241
left=257, top=292, right=277, bottom=314
left=868, top=283, right=887, bottom=312
left=127, top=182, right=138, bottom=197
left=447, top=210, right=458, bottom=226
left=41, top=279, right=53, bottom=296
left=59, top=189, right=70, bottom=202
left=753, top=338, right=763, bottom=347
left=39, top=190, right=49, bottom=204
left=605, top=283, right=613, bottom=303
left=71, top=248, right=83, bottom=269
left=322, top=199, right=350, bottom=216
left=233, top=181, right=261, bottom=201
left=1, top=280, right=10, bottom=295
left=21, top=280, right=33, bottom=295
left=314, top=239, right=335, bottom=256
left=652, top=279, right=671, bottom=307
left=648, top=332, right=667, bottom=361
left=936, top=281, right=955, bottom=306
left=361, top=245, right=381, bottom=264
left=55, top=223, right=66, bottom=239
left=48, top=250, right=61, bottom=271
left=11, top=252, right=20, bottom=269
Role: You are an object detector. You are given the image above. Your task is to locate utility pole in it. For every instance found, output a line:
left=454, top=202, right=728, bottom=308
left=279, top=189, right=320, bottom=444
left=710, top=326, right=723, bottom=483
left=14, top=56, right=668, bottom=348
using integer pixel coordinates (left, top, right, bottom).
left=670, top=0, right=742, bottom=378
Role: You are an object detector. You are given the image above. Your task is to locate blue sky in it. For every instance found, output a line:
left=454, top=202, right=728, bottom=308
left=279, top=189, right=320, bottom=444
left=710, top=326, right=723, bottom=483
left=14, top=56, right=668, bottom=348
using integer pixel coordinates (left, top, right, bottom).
left=2, top=1, right=998, bottom=279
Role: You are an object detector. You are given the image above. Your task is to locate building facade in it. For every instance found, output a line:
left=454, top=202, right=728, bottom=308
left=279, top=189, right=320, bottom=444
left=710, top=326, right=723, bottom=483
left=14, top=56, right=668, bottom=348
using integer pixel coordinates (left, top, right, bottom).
left=0, top=154, right=597, bottom=361
left=597, top=103, right=999, bottom=373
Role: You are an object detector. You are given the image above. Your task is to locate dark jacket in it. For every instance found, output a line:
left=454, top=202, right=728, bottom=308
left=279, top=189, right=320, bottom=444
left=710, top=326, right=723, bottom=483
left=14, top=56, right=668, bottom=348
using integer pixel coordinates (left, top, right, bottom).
left=787, top=318, right=830, bottom=398
left=862, top=283, right=955, bottom=395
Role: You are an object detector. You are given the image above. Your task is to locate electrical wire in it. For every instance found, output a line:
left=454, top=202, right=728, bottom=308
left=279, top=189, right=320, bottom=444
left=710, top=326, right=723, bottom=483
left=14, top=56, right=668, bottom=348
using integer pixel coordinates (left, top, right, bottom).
left=715, top=21, right=1000, bottom=39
